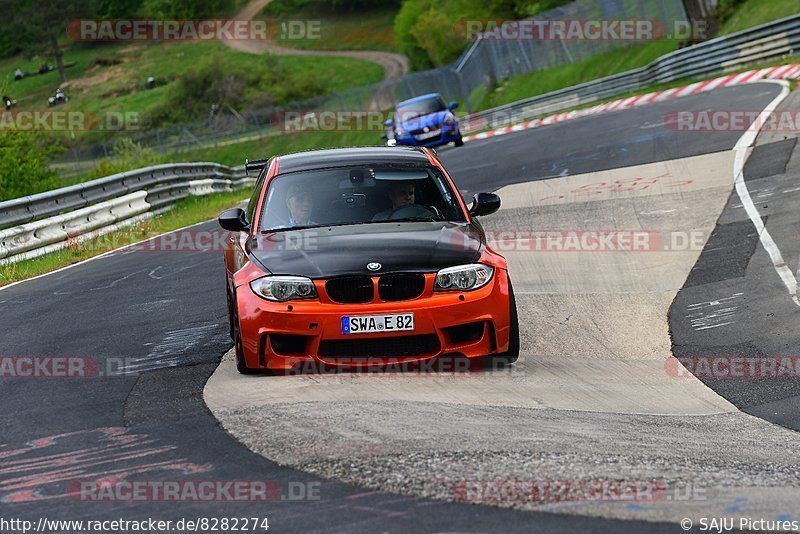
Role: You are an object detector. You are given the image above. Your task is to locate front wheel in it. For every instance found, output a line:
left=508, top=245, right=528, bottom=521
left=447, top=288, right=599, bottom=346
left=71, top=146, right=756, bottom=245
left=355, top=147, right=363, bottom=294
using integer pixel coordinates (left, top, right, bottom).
left=454, top=134, right=464, bottom=147
left=231, top=306, right=260, bottom=375
left=485, top=279, right=519, bottom=368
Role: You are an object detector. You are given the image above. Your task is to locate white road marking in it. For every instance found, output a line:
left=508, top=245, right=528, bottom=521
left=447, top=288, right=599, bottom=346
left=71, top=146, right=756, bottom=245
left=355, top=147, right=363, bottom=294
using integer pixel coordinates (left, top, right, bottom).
left=116, top=324, right=220, bottom=374
left=89, top=268, right=148, bottom=291
left=686, top=293, right=744, bottom=309
left=731, top=80, right=800, bottom=307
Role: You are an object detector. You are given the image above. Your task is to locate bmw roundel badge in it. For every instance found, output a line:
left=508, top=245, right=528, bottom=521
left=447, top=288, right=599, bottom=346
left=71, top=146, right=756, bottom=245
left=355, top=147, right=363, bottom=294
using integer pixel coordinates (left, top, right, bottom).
left=367, top=262, right=382, bottom=271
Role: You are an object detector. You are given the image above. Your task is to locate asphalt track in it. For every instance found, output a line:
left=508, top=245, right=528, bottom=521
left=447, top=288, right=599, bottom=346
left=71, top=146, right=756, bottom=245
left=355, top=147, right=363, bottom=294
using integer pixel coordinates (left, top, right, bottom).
left=0, top=82, right=795, bottom=532
left=670, top=90, right=800, bottom=429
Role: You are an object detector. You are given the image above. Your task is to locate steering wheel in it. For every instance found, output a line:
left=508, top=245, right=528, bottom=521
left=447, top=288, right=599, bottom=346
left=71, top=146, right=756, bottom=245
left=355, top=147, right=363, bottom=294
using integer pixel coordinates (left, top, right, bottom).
left=385, top=204, right=437, bottom=220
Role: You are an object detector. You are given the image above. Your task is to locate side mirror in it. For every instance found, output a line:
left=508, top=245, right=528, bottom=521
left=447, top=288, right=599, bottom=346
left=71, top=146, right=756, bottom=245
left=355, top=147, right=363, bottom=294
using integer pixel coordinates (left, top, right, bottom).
left=385, top=119, right=394, bottom=128
left=469, top=192, right=500, bottom=217
left=449, top=101, right=458, bottom=110
left=219, top=208, right=250, bottom=232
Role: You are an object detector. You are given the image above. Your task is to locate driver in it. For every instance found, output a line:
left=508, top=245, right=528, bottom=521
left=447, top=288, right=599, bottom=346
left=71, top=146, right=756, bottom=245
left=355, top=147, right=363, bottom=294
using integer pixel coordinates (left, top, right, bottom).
left=372, top=181, right=416, bottom=221
left=284, top=183, right=315, bottom=227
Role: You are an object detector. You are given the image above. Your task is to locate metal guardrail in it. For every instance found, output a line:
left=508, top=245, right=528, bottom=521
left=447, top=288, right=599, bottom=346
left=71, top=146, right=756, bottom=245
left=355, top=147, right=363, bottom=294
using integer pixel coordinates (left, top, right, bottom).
left=0, top=163, right=248, bottom=230
left=0, top=162, right=253, bottom=263
left=461, top=14, right=800, bottom=133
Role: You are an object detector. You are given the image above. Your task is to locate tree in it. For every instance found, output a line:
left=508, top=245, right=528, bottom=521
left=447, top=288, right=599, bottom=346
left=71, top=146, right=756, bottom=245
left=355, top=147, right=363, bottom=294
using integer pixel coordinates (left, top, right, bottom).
left=0, top=130, right=62, bottom=202
left=0, top=0, right=96, bottom=83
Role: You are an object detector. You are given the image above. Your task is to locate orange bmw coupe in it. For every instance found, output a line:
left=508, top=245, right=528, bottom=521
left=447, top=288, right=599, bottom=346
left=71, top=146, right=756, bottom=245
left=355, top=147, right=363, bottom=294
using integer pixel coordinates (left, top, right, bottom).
left=220, top=146, right=518, bottom=374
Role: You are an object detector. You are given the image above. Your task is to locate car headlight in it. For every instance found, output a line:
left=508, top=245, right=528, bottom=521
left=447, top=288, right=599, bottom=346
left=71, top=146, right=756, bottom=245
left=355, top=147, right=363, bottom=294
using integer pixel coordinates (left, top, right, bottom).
left=395, top=127, right=407, bottom=136
left=435, top=264, right=494, bottom=292
left=250, top=276, right=317, bottom=302
left=443, top=113, right=455, bottom=125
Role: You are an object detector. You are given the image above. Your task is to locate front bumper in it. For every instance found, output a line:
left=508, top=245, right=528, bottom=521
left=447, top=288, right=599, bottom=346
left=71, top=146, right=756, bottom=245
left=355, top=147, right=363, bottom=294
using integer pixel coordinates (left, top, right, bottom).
left=235, top=269, right=512, bottom=371
left=394, top=125, right=461, bottom=148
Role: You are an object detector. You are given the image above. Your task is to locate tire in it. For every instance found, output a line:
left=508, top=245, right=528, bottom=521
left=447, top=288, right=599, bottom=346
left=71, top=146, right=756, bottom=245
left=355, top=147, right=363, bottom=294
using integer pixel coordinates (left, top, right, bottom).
left=226, top=283, right=235, bottom=340
left=454, top=134, right=464, bottom=147
left=486, top=278, right=519, bottom=368
left=231, top=304, right=259, bottom=375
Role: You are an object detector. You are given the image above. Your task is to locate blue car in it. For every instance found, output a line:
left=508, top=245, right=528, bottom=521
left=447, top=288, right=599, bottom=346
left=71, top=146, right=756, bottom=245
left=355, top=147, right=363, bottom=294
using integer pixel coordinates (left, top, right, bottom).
left=385, top=93, right=464, bottom=148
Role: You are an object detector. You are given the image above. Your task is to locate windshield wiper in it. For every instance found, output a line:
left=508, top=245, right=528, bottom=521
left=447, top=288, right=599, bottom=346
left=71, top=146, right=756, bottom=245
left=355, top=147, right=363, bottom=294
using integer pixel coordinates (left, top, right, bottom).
left=262, top=224, right=323, bottom=232
left=388, top=217, right=439, bottom=223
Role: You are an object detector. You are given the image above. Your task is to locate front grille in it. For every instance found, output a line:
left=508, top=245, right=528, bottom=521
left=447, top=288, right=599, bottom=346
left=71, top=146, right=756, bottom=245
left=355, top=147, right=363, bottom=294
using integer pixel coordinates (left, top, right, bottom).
left=326, top=276, right=373, bottom=303
left=379, top=273, right=425, bottom=301
left=319, top=334, right=440, bottom=359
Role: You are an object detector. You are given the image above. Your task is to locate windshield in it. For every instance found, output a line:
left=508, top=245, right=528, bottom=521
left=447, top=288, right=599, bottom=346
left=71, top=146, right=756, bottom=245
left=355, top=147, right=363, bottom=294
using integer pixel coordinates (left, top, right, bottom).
left=259, top=165, right=466, bottom=232
left=396, top=96, right=447, bottom=121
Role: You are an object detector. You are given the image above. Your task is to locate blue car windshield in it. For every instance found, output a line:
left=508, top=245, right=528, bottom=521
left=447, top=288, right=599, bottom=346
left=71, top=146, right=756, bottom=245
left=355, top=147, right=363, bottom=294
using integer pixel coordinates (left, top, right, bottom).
left=396, top=96, right=447, bottom=121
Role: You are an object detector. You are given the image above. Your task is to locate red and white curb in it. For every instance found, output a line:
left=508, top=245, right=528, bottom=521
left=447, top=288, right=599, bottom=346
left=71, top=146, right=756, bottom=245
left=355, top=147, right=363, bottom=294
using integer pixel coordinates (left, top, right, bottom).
left=463, top=64, right=800, bottom=142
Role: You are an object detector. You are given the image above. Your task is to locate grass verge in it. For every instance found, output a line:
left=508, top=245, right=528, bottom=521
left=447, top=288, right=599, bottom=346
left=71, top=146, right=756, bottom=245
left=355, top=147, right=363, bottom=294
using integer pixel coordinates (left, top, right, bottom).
left=481, top=39, right=678, bottom=109
left=1, top=41, right=384, bottom=129
left=718, top=0, right=799, bottom=35
left=0, top=189, right=249, bottom=287
left=258, top=6, right=399, bottom=52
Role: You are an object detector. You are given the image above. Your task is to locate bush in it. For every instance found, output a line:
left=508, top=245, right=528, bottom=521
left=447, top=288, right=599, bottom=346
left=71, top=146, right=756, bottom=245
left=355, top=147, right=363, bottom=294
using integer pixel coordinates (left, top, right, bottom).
left=263, top=0, right=399, bottom=15
left=0, top=131, right=62, bottom=201
left=96, top=0, right=145, bottom=18
left=142, top=0, right=236, bottom=18
left=395, top=0, right=570, bottom=69
left=144, top=56, right=325, bottom=128
left=716, top=0, right=747, bottom=24
left=409, top=8, right=466, bottom=67
left=88, top=138, right=165, bottom=180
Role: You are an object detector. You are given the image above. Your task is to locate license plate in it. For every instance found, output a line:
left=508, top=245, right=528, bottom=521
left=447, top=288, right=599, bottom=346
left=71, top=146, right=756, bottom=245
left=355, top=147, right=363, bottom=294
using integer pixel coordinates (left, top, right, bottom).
left=415, top=130, right=440, bottom=140
left=341, top=313, right=414, bottom=334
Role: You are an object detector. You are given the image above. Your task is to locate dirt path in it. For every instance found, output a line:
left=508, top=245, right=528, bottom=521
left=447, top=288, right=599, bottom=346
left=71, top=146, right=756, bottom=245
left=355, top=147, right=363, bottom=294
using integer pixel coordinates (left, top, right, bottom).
left=225, top=0, right=409, bottom=80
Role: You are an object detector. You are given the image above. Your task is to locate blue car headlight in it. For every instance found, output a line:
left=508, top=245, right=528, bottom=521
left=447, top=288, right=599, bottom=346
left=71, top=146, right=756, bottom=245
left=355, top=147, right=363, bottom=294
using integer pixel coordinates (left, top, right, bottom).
left=395, top=127, right=407, bottom=137
left=443, top=113, right=455, bottom=126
